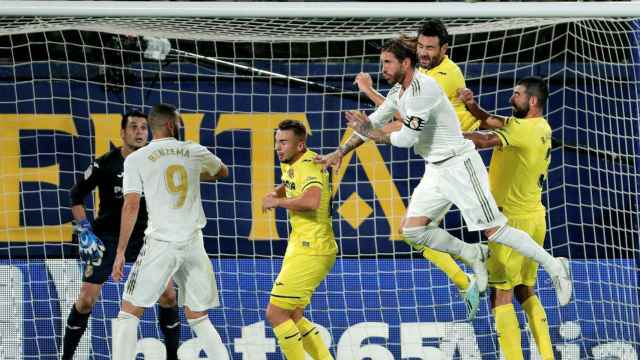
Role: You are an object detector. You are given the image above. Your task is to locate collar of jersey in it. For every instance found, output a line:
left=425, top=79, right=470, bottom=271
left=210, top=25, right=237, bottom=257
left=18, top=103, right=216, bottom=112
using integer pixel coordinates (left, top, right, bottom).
left=151, top=137, right=176, bottom=143
left=288, top=149, right=314, bottom=167
left=426, top=55, right=450, bottom=75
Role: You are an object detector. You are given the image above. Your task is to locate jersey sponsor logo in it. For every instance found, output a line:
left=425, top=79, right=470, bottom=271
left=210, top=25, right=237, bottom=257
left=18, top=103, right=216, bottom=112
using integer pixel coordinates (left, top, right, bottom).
left=403, top=116, right=425, bottom=131
left=302, top=241, right=310, bottom=248
left=284, top=179, right=296, bottom=190
left=117, top=172, right=124, bottom=178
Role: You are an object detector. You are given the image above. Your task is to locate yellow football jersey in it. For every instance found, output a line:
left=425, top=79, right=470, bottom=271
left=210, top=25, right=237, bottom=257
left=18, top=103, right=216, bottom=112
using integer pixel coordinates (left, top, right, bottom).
left=280, top=149, right=337, bottom=256
left=489, top=116, right=552, bottom=216
left=418, top=55, right=480, bottom=131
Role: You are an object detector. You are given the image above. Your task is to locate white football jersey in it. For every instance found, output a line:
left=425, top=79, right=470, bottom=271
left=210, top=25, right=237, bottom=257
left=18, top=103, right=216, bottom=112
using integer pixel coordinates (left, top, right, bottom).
left=368, top=70, right=475, bottom=163
left=123, top=137, right=222, bottom=242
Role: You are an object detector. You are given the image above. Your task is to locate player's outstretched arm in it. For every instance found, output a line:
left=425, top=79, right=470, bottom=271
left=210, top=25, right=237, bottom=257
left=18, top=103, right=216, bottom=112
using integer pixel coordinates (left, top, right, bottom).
left=354, top=72, right=385, bottom=106
left=314, top=132, right=365, bottom=170
left=346, top=110, right=392, bottom=144
left=463, top=131, right=501, bottom=149
left=112, top=193, right=140, bottom=282
left=355, top=72, right=404, bottom=123
left=457, top=88, right=505, bottom=129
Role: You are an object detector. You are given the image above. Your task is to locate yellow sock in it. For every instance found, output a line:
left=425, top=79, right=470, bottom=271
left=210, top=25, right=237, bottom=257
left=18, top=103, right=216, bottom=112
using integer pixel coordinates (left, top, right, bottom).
left=422, top=248, right=469, bottom=290
left=494, top=304, right=524, bottom=360
left=273, top=319, right=305, bottom=360
left=522, top=296, right=554, bottom=360
left=296, top=317, right=333, bottom=360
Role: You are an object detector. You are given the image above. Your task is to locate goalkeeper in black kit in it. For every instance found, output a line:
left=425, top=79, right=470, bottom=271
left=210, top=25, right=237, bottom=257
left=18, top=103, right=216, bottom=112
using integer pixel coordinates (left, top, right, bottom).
left=61, top=110, right=181, bottom=360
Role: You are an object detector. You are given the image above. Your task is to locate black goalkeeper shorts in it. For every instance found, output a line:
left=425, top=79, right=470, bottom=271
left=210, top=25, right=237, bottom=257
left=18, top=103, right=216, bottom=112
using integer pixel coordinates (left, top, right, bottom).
left=82, top=233, right=144, bottom=285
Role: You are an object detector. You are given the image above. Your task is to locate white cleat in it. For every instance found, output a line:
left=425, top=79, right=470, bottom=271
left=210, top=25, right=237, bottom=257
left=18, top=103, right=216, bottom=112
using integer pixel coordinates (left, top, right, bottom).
left=468, top=243, right=489, bottom=294
left=552, top=257, right=573, bottom=306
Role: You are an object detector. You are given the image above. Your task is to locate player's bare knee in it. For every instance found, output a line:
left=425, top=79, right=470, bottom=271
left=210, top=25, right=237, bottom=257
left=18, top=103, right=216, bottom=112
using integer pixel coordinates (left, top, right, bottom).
left=484, top=226, right=500, bottom=238
left=265, top=303, right=291, bottom=326
left=158, top=287, right=177, bottom=308
left=76, top=283, right=100, bottom=312
left=290, top=308, right=304, bottom=323
left=121, top=300, right=144, bottom=318
left=402, top=216, right=431, bottom=229
left=75, top=296, right=95, bottom=313
left=183, top=307, right=207, bottom=321
left=491, top=288, right=514, bottom=308
left=514, top=285, right=535, bottom=304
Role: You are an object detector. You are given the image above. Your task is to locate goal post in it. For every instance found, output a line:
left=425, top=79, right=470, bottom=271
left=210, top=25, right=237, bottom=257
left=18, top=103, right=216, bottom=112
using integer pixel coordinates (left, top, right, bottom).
left=0, top=2, right=638, bottom=359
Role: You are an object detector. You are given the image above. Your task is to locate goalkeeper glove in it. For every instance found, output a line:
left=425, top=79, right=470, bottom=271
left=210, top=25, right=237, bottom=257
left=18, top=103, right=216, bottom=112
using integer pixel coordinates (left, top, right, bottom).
left=74, top=219, right=106, bottom=266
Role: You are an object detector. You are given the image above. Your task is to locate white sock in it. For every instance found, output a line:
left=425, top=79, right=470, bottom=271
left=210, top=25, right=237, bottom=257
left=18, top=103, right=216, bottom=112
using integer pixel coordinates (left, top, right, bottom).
left=188, top=315, right=229, bottom=359
left=112, top=311, right=139, bottom=360
left=489, top=225, right=561, bottom=276
left=403, top=226, right=480, bottom=264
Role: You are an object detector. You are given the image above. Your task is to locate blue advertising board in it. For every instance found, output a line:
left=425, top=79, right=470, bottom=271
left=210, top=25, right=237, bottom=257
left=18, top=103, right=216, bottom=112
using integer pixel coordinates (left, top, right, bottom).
left=1, top=259, right=638, bottom=359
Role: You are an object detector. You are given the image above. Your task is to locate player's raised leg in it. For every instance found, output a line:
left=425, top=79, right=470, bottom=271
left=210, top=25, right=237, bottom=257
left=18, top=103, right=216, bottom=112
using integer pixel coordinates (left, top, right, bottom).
left=399, top=172, right=489, bottom=293
left=486, top=225, right=571, bottom=305
left=402, top=213, right=479, bottom=320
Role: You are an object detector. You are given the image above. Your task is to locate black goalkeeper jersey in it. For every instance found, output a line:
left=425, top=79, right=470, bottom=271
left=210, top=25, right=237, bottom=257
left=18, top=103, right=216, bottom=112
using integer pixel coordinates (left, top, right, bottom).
left=70, top=148, right=148, bottom=243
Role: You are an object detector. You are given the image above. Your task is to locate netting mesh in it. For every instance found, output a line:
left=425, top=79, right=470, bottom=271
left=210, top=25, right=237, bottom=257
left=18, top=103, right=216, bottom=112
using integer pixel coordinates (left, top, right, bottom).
left=0, top=15, right=638, bottom=360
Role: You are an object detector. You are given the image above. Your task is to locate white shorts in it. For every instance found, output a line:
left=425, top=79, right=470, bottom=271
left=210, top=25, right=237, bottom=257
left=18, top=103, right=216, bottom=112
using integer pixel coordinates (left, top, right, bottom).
left=123, top=233, right=219, bottom=311
left=406, top=150, right=507, bottom=232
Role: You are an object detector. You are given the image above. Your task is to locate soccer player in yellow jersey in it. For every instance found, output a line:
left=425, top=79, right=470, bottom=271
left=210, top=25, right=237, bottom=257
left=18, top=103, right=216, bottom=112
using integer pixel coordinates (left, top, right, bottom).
left=461, top=76, right=556, bottom=360
left=350, top=19, right=482, bottom=320
left=262, top=119, right=337, bottom=360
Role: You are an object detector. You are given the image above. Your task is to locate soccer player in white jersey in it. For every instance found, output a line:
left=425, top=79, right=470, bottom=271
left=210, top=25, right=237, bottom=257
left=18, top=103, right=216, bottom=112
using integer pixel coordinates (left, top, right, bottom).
left=111, top=103, right=230, bottom=359
left=319, top=38, right=572, bottom=306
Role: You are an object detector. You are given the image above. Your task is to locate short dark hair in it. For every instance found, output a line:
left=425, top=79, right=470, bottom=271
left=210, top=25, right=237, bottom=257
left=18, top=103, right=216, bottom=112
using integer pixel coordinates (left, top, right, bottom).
left=381, top=38, right=417, bottom=67
left=517, top=76, right=549, bottom=109
left=148, top=103, right=179, bottom=129
left=417, top=19, right=449, bottom=46
left=278, top=119, right=307, bottom=140
left=121, top=109, right=147, bottom=129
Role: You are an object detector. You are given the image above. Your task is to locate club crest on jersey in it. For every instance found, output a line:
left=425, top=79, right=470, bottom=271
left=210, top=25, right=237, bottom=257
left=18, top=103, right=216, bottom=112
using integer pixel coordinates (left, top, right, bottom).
left=288, top=168, right=294, bottom=178
left=404, top=116, right=425, bottom=131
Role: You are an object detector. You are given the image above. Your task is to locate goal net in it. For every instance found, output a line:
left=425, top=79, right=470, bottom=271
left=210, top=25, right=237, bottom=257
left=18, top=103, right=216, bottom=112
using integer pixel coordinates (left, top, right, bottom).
left=0, top=5, right=638, bottom=359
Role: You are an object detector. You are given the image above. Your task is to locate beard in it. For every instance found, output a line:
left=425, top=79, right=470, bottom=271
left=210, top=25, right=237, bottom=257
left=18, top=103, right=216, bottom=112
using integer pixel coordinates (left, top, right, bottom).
left=280, top=155, right=292, bottom=164
left=420, top=55, right=441, bottom=70
left=512, top=102, right=529, bottom=118
left=385, top=67, right=405, bottom=86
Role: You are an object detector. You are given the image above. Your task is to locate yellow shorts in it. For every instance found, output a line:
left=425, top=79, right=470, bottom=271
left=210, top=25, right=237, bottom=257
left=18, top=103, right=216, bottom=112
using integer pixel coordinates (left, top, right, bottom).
left=487, top=214, right=546, bottom=290
left=269, top=253, right=336, bottom=310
